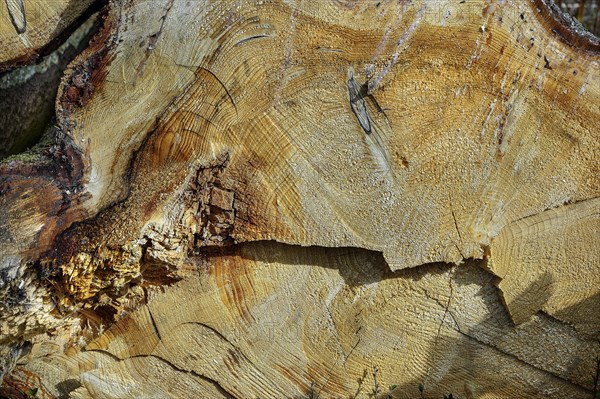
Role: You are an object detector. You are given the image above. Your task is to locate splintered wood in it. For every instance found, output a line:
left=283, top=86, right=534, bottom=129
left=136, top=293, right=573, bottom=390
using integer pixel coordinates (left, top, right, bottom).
left=0, top=0, right=598, bottom=398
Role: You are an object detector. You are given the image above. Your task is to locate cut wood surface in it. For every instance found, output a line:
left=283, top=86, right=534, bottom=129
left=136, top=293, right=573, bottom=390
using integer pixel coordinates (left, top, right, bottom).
left=487, top=196, right=599, bottom=327
left=0, top=0, right=599, bottom=397
left=11, top=245, right=597, bottom=398
left=0, top=0, right=95, bottom=70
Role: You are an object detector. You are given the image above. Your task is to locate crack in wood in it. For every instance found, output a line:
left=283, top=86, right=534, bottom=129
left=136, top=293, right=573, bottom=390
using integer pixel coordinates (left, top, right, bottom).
left=134, top=0, right=174, bottom=75
left=450, top=205, right=465, bottom=259
left=422, top=267, right=456, bottom=394
left=148, top=0, right=174, bottom=51
left=147, top=306, right=162, bottom=341
left=347, top=70, right=372, bottom=134
left=180, top=321, right=261, bottom=373
left=86, top=349, right=237, bottom=398
left=455, top=328, right=592, bottom=393
left=234, top=34, right=271, bottom=47
left=501, top=196, right=600, bottom=227
left=141, top=354, right=237, bottom=398
left=198, top=67, right=238, bottom=116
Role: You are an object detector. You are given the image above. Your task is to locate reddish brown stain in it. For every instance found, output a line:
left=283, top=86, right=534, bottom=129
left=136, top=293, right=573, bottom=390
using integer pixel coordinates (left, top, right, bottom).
left=2, top=367, right=50, bottom=399
left=0, top=135, right=88, bottom=266
left=211, top=253, right=255, bottom=324
left=486, top=30, right=493, bottom=46
left=275, top=364, right=310, bottom=394
left=60, top=10, right=117, bottom=110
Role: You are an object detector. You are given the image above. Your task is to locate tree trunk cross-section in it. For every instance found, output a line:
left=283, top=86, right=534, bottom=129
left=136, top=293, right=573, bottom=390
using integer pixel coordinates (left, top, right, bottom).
left=0, top=0, right=598, bottom=398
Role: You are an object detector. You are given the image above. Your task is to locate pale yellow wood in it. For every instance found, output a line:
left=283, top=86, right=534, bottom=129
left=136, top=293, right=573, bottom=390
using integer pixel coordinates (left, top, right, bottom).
left=0, top=0, right=95, bottom=68
left=56, top=0, right=599, bottom=273
left=1, top=0, right=599, bottom=397
left=14, top=243, right=597, bottom=398
left=487, top=197, right=600, bottom=328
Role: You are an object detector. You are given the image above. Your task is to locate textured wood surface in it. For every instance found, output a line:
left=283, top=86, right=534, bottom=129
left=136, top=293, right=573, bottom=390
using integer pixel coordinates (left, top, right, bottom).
left=488, top=197, right=599, bottom=327
left=0, top=0, right=96, bottom=70
left=0, top=0, right=598, bottom=397
left=52, top=0, right=600, bottom=271
left=11, top=244, right=597, bottom=398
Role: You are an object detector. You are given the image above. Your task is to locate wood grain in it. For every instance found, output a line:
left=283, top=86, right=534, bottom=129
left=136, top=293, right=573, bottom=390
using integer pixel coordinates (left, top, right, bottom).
left=0, top=0, right=598, bottom=397
left=0, top=0, right=96, bottom=70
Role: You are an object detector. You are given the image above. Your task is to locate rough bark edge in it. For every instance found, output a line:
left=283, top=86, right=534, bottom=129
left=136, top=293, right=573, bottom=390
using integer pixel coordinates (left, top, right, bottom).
left=532, top=0, right=600, bottom=53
